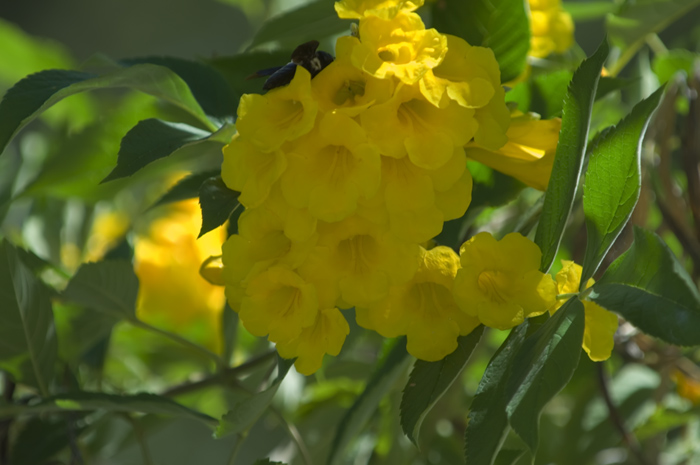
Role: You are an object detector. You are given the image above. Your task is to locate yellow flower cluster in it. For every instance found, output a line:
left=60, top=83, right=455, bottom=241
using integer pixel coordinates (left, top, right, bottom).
left=528, top=0, right=574, bottom=58
left=219, top=0, right=608, bottom=373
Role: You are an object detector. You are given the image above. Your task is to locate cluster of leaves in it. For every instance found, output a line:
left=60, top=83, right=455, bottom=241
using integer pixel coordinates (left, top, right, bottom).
left=1, top=0, right=700, bottom=464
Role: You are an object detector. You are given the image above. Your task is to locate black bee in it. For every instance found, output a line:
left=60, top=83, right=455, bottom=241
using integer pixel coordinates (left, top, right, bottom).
left=248, top=40, right=334, bottom=91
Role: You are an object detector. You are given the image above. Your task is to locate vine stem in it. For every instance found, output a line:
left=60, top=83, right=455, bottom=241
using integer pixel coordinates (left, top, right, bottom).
left=226, top=434, right=245, bottom=465
left=596, top=363, right=652, bottom=465
left=130, top=318, right=226, bottom=371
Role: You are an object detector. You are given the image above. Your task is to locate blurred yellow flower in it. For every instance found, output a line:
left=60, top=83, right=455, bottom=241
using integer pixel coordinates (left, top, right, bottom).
left=552, top=260, right=618, bottom=361
left=672, top=370, right=700, bottom=406
left=528, top=0, right=574, bottom=58
left=134, top=199, right=225, bottom=352
left=453, top=232, right=556, bottom=330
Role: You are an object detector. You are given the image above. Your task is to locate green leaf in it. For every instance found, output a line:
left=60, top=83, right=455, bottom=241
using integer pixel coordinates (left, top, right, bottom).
left=534, top=39, right=609, bottom=273
left=215, top=355, right=294, bottom=438
left=0, top=241, right=57, bottom=395
left=329, top=338, right=411, bottom=465
left=400, top=326, right=484, bottom=445
left=652, top=49, right=700, bottom=83
left=0, top=392, right=216, bottom=426
left=0, top=64, right=216, bottom=155
left=61, top=260, right=139, bottom=320
left=149, top=169, right=221, bottom=210
left=494, top=449, right=526, bottom=465
left=198, top=176, right=240, bottom=237
left=530, top=70, right=574, bottom=119
left=9, top=416, right=85, bottom=465
left=580, top=86, right=664, bottom=286
left=607, top=0, right=700, bottom=74
left=590, top=227, right=700, bottom=346
left=102, top=119, right=212, bottom=182
left=465, top=324, right=529, bottom=465
left=504, top=298, right=585, bottom=453
left=563, top=1, right=619, bottom=21
left=252, top=460, right=286, bottom=465
left=247, top=0, right=347, bottom=50
left=121, top=56, right=238, bottom=123
left=431, top=0, right=530, bottom=82
left=209, top=50, right=291, bottom=99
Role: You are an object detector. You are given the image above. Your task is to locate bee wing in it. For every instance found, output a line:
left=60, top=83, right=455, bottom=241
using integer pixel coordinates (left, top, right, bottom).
left=291, top=40, right=320, bottom=64
left=263, top=63, right=298, bottom=91
left=246, top=65, right=285, bottom=80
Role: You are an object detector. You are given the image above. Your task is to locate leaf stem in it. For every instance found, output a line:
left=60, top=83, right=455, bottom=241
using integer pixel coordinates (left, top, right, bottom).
left=161, top=350, right=277, bottom=398
left=270, top=407, right=313, bottom=465
left=226, top=434, right=246, bottom=465
left=596, top=363, right=652, bottom=465
left=130, top=318, right=226, bottom=370
left=556, top=292, right=578, bottom=300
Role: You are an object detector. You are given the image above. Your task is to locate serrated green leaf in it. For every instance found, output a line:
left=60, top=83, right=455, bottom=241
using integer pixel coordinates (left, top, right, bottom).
left=149, top=169, right=221, bottom=210
left=400, top=326, right=484, bottom=445
left=215, top=355, right=294, bottom=438
left=0, top=64, right=215, bottom=155
left=61, top=260, right=139, bottom=320
left=607, top=0, right=700, bottom=74
left=102, top=119, right=212, bottom=182
left=0, top=392, right=216, bottom=426
left=465, top=324, right=529, bottom=465
left=198, top=176, right=240, bottom=237
left=580, top=86, right=664, bottom=286
left=431, top=0, right=530, bottom=82
left=504, top=298, right=585, bottom=453
left=590, top=227, right=700, bottom=346
left=535, top=39, right=609, bottom=273
left=329, top=338, right=411, bottom=465
left=248, top=0, right=347, bottom=50
left=121, top=56, right=238, bottom=123
left=0, top=241, right=57, bottom=395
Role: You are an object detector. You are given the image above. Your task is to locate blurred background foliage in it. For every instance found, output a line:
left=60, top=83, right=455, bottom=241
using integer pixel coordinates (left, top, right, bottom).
left=1, top=0, right=700, bottom=464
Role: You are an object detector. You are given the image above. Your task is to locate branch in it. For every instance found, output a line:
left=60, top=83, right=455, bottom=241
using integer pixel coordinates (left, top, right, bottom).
left=596, top=363, right=653, bottom=465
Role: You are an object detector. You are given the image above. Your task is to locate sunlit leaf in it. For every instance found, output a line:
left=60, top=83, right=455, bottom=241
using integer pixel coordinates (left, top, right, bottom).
left=535, top=39, right=609, bottom=273
left=580, top=86, right=664, bottom=285
left=0, top=64, right=215, bottom=155
left=590, top=227, right=700, bottom=346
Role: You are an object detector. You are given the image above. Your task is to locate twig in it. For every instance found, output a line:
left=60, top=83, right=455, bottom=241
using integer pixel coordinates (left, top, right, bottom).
left=123, top=414, right=155, bottom=465
left=596, top=363, right=652, bottom=465
left=66, top=413, right=84, bottom=465
left=161, top=350, right=277, bottom=398
left=270, top=407, right=313, bottom=465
